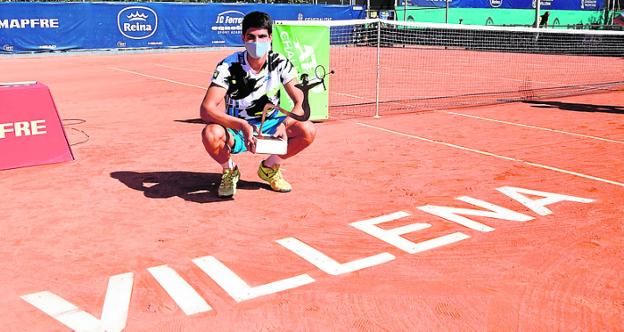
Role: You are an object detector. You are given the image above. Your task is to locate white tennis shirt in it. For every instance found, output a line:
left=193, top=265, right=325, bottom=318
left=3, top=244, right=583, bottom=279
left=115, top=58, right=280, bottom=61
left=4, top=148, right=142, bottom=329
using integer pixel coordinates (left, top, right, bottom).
left=211, top=50, right=298, bottom=120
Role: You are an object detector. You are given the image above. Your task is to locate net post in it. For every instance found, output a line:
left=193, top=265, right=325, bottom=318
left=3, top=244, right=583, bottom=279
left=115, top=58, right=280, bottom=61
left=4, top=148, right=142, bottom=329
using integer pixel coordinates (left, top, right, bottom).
left=403, top=0, right=407, bottom=22
left=535, top=0, right=541, bottom=28
left=374, top=19, right=381, bottom=118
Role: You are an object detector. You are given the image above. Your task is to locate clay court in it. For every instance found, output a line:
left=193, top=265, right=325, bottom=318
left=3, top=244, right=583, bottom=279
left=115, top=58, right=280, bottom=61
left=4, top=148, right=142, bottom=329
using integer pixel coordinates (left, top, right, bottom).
left=1, top=49, right=623, bottom=331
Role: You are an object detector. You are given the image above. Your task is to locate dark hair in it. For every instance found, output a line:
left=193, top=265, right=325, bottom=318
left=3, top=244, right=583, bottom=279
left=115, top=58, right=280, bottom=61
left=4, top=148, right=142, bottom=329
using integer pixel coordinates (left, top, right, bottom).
left=242, top=11, right=272, bottom=35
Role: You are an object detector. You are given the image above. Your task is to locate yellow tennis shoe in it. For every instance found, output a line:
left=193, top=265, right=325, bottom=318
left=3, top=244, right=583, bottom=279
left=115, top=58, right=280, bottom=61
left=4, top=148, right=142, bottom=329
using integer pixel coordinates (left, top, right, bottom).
left=218, top=166, right=240, bottom=198
left=258, top=161, right=292, bottom=193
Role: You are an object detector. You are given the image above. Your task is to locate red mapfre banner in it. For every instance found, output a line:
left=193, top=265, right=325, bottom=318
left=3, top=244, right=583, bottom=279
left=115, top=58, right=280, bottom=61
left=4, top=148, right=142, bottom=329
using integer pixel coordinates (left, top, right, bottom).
left=0, top=82, right=74, bottom=170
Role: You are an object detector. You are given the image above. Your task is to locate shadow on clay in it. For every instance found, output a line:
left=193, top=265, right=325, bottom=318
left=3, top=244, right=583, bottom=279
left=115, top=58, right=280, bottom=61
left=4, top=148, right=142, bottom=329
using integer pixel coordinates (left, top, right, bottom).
left=111, top=171, right=267, bottom=203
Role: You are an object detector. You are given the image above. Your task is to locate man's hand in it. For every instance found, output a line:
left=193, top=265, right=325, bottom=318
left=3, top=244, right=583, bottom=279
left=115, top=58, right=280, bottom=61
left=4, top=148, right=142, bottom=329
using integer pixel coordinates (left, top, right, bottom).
left=273, top=122, right=287, bottom=141
left=242, top=122, right=257, bottom=153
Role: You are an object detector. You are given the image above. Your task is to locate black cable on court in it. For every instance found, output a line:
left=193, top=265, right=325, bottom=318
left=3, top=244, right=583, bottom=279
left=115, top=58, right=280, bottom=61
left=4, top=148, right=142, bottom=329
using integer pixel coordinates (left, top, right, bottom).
left=62, top=118, right=90, bottom=146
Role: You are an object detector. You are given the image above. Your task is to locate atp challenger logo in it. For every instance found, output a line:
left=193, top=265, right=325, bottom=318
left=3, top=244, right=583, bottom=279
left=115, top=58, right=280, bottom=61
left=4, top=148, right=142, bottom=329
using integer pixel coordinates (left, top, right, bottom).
left=117, top=6, right=158, bottom=40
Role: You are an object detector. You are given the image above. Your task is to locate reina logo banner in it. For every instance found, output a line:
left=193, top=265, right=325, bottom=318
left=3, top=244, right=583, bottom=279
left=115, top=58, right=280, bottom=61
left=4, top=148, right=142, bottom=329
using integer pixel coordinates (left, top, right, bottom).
left=117, top=6, right=158, bottom=40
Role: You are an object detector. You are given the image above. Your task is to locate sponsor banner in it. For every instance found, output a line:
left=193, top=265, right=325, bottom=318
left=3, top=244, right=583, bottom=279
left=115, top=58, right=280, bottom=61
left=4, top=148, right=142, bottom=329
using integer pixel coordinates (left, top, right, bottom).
left=397, top=6, right=606, bottom=26
left=401, top=0, right=604, bottom=10
left=0, top=3, right=365, bottom=53
left=273, top=25, right=330, bottom=121
left=117, top=6, right=158, bottom=40
left=615, top=12, right=624, bottom=26
left=0, top=82, right=74, bottom=171
left=0, top=4, right=89, bottom=52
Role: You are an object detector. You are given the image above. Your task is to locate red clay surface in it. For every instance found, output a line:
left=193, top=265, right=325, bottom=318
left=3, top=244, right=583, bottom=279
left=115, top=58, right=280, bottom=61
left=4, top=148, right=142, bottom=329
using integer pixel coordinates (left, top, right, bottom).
left=1, top=50, right=623, bottom=331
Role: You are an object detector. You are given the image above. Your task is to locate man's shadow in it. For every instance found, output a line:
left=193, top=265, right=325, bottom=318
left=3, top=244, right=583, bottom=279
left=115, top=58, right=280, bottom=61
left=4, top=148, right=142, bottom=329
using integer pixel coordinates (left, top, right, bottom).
left=523, top=100, right=624, bottom=114
left=111, top=171, right=267, bottom=203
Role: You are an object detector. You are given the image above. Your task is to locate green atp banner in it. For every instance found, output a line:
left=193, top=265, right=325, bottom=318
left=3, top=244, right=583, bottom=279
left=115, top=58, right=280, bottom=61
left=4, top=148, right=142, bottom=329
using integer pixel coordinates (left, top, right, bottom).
left=272, top=24, right=330, bottom=121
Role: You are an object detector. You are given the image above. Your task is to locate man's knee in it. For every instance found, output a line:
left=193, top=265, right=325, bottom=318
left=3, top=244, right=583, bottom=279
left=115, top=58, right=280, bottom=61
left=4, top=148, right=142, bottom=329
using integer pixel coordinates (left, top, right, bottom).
left=202, top=124, right=227, bottom=147
left=288, top=121, right=316, bottom=145
left=300, top=121, right=316, bottom=144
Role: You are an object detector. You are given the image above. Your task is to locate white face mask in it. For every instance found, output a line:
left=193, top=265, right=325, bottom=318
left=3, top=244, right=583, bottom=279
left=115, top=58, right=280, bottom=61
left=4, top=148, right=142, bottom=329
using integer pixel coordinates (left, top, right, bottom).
left=245, top=41, right=271, bottom=59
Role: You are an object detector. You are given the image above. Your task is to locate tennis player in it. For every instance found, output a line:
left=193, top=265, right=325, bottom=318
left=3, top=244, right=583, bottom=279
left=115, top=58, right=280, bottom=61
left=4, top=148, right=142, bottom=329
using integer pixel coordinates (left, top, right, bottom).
left=200, top=11, right=316, bottom=198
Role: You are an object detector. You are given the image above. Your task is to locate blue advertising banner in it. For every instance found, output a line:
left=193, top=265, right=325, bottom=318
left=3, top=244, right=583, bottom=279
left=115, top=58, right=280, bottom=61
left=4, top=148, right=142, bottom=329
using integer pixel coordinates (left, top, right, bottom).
left=401, top=0, right=605, bottom=10
left=0, top=3, right=365, bottom=53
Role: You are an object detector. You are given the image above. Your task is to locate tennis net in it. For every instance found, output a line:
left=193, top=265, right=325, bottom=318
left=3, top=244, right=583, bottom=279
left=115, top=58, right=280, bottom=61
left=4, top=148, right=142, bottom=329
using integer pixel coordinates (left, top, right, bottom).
left=281, top=19, right=624, bottom=118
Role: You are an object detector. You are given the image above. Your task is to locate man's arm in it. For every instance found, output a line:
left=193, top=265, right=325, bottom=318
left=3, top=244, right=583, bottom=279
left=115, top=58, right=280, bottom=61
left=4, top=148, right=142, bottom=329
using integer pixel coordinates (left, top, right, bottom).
left=200, top=84, right=247, bottom=131
left=200, top=84, right=258, bottom=150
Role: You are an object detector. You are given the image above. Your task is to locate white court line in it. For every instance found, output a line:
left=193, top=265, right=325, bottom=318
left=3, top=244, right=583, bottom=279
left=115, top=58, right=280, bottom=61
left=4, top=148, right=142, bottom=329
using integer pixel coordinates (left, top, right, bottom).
left=356, top=122, right=624, bottom=187
left=113, top=65, right=370, bottom=101
left=339, top=89, right=623, bottom=145
left=109, top=66, right=207, bottom=90
left=110, top=67, right=379, bottom=105
left=416, top=53, right=603, bottom=70
left=440, top=110, right=624, bottom=144
left=155, top=63, right=213, bottom=74
left=110, top=66, right=622, bottom=146
left=331, top=92, right=413, bottom=110
left=331, top=91, right=371, bottom=100
left=420, top=69, right=557, bottom=85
